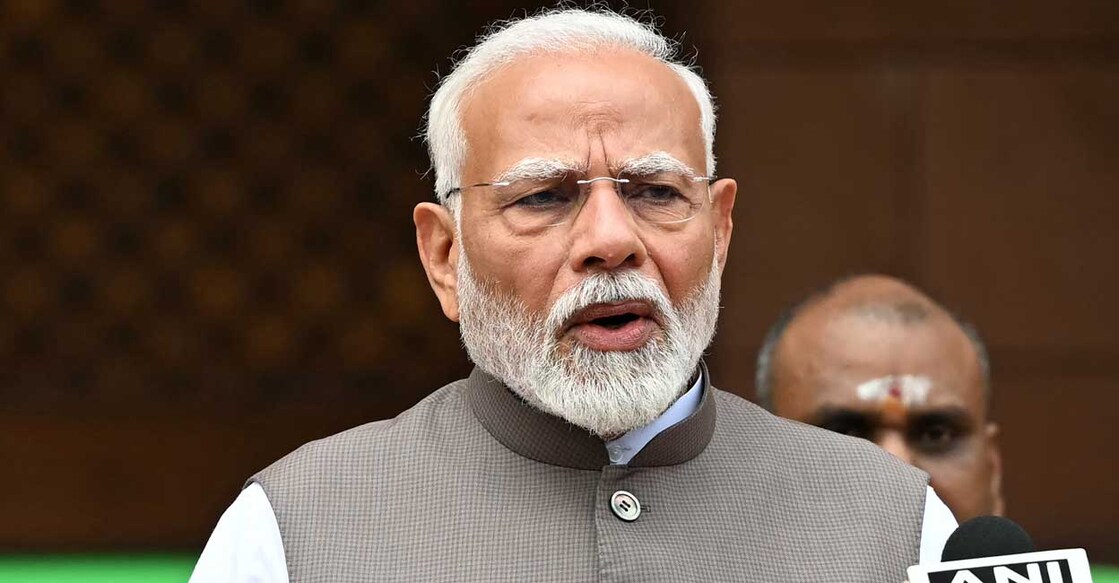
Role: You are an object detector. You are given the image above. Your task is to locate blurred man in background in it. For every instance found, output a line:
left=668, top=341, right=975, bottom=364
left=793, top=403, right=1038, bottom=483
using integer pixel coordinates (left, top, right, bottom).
left=756, top=274, right=1003, bottom=522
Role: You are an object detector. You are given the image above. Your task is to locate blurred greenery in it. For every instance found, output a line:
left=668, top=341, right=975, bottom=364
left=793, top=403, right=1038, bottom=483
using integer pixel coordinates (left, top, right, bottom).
left=1095, top=564, right=1119, bottom=582
left=0, top=555, right=194, bottom=583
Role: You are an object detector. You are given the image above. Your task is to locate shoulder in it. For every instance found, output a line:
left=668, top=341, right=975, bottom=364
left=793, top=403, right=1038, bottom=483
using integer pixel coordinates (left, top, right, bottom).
left=190, top=483, right=289, bottom=583
left=252, top=378, right=474, bottom=488
left=709, top=387, right=929, bottom=559
left=710, top=388, right=928, bottom=489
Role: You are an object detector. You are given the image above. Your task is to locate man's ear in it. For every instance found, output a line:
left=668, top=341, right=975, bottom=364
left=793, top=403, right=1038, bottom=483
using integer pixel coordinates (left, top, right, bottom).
left=986, top=421, right=1005, bottom=516
left=414, top=202, right=460, bottom=322
left=711, top=178, right=737, bottom=270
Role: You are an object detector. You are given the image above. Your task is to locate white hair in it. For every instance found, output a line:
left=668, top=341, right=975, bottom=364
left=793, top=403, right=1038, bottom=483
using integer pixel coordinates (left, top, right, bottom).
left=425, top=8, right=717, bottom=203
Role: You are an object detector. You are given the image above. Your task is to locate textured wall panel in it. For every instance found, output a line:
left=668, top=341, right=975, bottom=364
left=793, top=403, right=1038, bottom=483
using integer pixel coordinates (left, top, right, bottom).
left=0, top=0, right=691, bottom=550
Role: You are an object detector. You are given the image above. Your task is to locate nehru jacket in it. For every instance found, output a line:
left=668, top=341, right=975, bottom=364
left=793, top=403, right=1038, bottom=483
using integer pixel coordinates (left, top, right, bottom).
left=241, top=366, right=931, bottom=582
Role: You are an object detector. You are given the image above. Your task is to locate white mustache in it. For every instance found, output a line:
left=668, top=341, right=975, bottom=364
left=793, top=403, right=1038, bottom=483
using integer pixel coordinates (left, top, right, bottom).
left=545, top=271, right=674, bottom=338
left=455, top=245, right=722, bottom=437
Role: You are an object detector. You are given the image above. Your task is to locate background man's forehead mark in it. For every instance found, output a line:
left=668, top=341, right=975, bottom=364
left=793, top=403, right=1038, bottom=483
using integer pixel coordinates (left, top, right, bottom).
left=855, top=375, right=933, bottom=407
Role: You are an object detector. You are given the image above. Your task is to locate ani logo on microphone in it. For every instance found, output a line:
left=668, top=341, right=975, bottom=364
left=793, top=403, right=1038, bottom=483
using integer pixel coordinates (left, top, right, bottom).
left=907, top=549, right=1094, bottom=583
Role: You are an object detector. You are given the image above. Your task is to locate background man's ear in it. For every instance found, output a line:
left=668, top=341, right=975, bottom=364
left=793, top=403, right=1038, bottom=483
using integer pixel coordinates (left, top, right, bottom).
left=414, top=202, right=460, bottom=322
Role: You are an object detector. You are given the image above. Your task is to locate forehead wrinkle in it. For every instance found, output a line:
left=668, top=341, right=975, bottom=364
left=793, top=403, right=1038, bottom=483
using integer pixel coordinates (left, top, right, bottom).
left=494, top=157, right=585, bottom=183
left=614, top=151, right=697, bottom=177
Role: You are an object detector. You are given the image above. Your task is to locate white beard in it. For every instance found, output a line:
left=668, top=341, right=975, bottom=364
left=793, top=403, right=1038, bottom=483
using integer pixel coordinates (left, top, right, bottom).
left=456, top=251, right=722, bottom=438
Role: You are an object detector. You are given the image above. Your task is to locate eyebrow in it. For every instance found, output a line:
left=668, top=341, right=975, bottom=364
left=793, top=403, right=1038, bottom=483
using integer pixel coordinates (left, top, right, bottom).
left=616, top=151, right=697, bottom=177
left=908, top=408, right=974, bottom=430
left=492, top=151, right=698, bottom=185
left=494, top=158, right=584, bottom=184
left=810, top=406, right=975, bottom=428
left=809, top=408, right=871, bottom=428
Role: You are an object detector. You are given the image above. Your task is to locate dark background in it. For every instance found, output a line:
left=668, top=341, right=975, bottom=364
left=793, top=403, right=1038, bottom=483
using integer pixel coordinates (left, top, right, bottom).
left=1, top=0, right=1115, bottom=561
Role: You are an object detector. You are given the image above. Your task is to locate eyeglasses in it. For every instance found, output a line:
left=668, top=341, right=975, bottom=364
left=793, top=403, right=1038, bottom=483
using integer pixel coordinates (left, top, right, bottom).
left=446, top=171, right=715, bottom=231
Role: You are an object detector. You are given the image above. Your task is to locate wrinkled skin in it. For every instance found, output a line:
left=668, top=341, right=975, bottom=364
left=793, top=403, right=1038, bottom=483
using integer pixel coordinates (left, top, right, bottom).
left=415, top=50, right=736, bottom=356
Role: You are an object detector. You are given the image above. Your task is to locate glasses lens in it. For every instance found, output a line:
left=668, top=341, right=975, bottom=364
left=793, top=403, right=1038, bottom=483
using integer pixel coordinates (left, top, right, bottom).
left=497, top=176, right=579, bottom=230
left=619, top=172, right=705, bottom=224
left=494, top=172, right=707, bottom=230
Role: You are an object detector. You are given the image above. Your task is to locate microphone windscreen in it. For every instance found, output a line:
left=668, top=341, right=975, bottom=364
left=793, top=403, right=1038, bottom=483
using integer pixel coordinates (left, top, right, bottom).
left=941, top=516, right=1035, bottom=562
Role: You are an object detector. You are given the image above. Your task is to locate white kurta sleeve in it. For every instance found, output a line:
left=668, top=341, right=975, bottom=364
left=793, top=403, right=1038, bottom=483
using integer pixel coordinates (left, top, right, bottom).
left=190, top=482, right=290, bottom=583
left=918, top=486, right=958, bottom=564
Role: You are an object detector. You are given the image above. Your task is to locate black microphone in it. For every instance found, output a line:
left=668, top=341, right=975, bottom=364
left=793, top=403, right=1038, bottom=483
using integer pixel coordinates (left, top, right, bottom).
left=942, top=516, right=1035, bottom=562
left=907, top=516, right=1094, bottom=583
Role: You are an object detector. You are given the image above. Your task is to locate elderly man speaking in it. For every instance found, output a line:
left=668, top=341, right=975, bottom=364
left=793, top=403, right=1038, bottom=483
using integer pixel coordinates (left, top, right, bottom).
left=191, top=9, right=955, bottom=582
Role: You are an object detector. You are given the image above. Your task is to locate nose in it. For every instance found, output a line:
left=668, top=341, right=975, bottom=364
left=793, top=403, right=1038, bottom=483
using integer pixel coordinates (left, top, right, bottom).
left=567, top=180, right=648, bottom=272
left=877, top=431, right=915, bottom=465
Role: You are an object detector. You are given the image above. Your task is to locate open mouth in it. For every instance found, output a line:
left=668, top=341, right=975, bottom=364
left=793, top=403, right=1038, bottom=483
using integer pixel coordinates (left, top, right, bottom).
left=589, top=312, right=642, bottom=329
left=563, top=301, right=659, bottom=351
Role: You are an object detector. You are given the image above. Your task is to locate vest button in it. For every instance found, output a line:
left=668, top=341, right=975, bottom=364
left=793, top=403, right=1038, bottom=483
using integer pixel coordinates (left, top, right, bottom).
left=610, top=490, right=641, bottom=522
